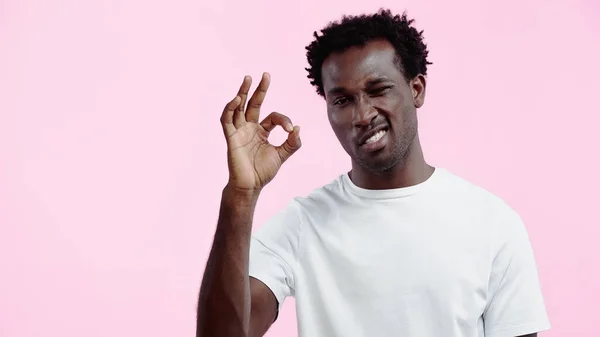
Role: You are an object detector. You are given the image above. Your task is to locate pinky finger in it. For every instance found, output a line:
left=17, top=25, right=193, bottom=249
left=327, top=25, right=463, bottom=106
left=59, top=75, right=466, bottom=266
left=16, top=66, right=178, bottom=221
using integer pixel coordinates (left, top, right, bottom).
left=220, top=96, right=241, bottom=134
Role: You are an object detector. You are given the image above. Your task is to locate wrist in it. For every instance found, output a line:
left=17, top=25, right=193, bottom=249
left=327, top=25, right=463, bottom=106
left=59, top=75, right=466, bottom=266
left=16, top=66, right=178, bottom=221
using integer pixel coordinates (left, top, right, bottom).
left=222, top=184, right=262, bottom=203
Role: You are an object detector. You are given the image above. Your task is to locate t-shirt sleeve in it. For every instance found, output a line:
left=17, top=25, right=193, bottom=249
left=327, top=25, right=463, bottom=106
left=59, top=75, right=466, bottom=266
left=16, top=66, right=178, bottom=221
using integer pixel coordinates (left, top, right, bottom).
left=249, top=199, right=302, bottom=313
left=483, top=209, right=551, bottom=337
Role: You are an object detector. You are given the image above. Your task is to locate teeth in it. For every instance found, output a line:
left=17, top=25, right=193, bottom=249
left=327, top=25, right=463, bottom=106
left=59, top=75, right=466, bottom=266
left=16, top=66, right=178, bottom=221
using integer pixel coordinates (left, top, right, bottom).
left=365, top=130, right=386, bottom=144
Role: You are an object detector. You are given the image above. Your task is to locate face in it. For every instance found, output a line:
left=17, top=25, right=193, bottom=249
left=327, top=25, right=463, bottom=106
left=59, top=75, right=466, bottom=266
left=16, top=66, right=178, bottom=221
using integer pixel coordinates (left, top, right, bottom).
left=321, top=39, right=426, bottom=173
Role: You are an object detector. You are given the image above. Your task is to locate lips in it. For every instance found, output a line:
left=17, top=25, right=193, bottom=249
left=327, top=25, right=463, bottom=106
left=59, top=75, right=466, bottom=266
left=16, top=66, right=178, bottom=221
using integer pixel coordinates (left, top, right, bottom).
left=358, top=125, right=389, bottom=146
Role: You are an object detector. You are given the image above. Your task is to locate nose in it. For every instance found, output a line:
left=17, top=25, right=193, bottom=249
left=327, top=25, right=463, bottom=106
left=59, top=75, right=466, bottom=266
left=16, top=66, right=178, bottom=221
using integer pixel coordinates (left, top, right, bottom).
left=352, top=97, right=377, bottom=127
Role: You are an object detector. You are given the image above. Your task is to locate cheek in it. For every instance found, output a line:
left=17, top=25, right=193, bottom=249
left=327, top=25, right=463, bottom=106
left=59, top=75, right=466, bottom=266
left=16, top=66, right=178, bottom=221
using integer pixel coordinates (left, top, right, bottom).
left=328, top=110, right=352, bottom=131
left=371, top=98, right=400, bottom=123
left=328, top=113, right=354, bottom=144
left=380, top=94, right=409, bottom=118
left=328, top=108, right=344, bottom=123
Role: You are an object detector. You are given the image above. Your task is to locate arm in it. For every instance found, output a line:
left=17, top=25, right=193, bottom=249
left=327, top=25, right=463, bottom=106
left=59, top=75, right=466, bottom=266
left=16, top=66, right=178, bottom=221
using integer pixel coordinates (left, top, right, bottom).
left=196, top=73, right=301, bottom=337
left=196, top=187, right=278, bottom=337
left=483, top=207, right=550, bottom=337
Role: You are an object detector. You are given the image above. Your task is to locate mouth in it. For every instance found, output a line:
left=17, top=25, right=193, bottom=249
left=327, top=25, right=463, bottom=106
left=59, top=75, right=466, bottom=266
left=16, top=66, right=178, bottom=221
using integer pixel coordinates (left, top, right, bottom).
left=358, top=126, right=389, bottom=152
left=358, top=126, right=388, bottom=145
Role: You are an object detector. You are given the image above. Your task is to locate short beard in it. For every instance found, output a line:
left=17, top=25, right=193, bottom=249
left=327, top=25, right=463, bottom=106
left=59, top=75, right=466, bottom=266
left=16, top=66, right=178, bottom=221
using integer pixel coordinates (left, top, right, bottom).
left=356, top=143, right=409, bottom=173
left=356, top=122, right=417, bottom=174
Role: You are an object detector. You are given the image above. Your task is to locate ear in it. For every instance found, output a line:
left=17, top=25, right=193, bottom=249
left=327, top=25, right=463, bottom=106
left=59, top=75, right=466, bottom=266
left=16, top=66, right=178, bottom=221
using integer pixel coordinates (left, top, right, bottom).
left=411, top=74, right=427, bottom=108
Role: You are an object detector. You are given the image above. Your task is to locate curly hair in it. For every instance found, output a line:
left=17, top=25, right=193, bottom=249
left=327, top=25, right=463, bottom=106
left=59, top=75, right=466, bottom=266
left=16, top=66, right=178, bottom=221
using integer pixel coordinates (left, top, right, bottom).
left=305, top=9, right=432, bottom=97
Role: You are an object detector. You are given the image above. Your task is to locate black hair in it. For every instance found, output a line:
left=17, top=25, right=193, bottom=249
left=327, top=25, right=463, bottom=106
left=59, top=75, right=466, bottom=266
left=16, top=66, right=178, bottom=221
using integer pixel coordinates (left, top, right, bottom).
left=305, top=9, right=432, bottom=97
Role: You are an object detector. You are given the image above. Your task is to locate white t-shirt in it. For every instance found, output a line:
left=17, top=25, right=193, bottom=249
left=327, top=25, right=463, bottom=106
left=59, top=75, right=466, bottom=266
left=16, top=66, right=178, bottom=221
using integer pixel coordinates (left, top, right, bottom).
left=249, top=168, right=550, bottom=337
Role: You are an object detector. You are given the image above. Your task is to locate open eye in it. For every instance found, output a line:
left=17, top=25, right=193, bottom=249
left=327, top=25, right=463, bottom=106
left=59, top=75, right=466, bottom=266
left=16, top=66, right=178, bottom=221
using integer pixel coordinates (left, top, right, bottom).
left=333, top=96, right=349, bottom=106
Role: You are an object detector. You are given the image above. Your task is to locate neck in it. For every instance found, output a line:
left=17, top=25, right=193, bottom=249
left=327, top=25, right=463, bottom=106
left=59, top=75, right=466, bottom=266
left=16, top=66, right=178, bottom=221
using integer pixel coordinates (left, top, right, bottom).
left=349, top=135, right=434, bottom=190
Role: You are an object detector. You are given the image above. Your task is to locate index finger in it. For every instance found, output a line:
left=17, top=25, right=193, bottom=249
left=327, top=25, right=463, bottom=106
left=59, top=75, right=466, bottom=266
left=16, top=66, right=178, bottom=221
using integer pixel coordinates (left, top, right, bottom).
left=259, top=112, right=294, bottom=133
left=245, top=72, right=270, bottom=123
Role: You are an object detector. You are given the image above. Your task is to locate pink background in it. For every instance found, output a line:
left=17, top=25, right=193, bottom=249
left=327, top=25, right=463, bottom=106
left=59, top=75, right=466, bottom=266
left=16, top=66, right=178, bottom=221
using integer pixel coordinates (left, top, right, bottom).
left=1, top=0, right=599, bottom=336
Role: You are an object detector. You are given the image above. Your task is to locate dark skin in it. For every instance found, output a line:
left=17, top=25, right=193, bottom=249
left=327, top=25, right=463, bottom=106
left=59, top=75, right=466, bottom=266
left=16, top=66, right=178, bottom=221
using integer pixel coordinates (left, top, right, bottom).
left=197, top=72, right=300, bottom=337
left=196, top=40, right=538, bottom=337
left=321, top=38, right=434, bottom=189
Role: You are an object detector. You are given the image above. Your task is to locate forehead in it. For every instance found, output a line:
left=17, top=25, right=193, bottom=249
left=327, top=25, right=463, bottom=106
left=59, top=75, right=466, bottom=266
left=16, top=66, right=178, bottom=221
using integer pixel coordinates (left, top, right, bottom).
left=321, top=39, right=403, bottom=92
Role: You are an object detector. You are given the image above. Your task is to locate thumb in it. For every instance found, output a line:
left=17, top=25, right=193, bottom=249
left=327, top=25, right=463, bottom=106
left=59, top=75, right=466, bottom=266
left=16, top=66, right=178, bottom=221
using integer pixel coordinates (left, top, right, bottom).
left=276, top=126, right=302, bottom=163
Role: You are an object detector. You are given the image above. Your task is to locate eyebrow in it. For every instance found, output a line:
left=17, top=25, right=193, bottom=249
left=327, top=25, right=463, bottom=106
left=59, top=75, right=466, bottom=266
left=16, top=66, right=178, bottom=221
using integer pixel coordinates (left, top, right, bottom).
left=326, top=77, right=393, bottom=96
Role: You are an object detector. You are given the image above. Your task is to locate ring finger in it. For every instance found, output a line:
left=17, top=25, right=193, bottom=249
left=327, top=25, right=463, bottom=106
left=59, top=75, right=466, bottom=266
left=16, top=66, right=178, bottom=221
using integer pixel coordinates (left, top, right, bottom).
left=233, top=76, right=252, bottom=128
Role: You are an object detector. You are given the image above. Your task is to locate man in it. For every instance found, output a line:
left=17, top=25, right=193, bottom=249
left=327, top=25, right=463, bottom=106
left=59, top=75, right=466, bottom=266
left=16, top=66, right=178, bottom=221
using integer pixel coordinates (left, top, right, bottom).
left=196, top=9, right=550, bottom=337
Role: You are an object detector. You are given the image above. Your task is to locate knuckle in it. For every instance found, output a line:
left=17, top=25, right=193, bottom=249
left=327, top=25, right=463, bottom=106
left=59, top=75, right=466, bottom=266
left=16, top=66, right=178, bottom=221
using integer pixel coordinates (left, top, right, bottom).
left=249, top=101, right=262, bottom=109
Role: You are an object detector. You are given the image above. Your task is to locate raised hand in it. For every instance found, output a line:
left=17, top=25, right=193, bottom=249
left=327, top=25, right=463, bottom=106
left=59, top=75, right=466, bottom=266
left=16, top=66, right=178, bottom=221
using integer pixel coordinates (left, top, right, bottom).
left=220, top=73, right=301, bottom=191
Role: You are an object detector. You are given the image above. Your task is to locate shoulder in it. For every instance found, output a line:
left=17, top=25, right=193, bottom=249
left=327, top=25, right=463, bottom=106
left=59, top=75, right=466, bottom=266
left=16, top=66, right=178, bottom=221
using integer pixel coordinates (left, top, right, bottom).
left=254, top=175, right=346, bottom=235
left=290, top=174, right=349, bottom=218
left=437, top=168, right=529, bottom=240
left=437, top=169, right=518, bottom=211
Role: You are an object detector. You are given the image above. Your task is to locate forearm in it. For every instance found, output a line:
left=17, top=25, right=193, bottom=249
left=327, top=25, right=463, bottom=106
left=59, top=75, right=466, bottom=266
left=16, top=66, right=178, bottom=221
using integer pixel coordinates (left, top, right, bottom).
left=197, top=186, right=261, bottom=337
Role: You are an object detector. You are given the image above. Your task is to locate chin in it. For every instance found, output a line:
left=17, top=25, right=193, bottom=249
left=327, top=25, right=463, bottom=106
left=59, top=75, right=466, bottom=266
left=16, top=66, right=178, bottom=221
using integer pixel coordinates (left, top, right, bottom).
left=356, top=152, right=405, bottom=173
